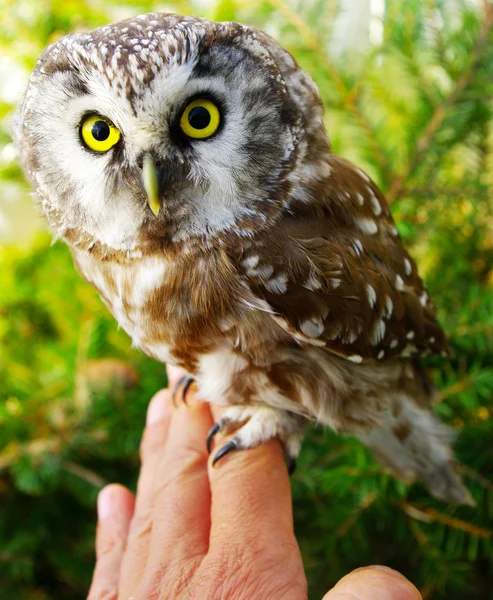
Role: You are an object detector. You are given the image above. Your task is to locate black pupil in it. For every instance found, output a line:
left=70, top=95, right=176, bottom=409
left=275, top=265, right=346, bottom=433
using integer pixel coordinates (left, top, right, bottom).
left=91, top=120, right=110, bottom=141
left=188, top=106, right=211, bottom=130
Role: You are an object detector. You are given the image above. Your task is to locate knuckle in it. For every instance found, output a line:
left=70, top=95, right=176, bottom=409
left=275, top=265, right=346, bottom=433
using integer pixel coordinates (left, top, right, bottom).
left=135, top=562, right=198, bottom=600
left=212, top=538, right=258, bottom=577
left=97, top=527, right=125, bottom=560
left=205, top=538, right=306, bottom=600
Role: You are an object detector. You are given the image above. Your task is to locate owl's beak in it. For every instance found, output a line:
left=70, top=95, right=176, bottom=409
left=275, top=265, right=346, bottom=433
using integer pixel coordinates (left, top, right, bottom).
left=142, top=154, right=161, bottom=216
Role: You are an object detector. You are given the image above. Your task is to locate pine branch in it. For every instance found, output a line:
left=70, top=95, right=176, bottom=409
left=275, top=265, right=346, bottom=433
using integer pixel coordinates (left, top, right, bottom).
left=437, top=374, right=478, bottom=402
left=257, top=0, right=347, bottom=94
left=400, top=502, right=492, bottom=539
left=456, top=464, right=493, bottom=492
left=259, top=0, right=394, bottom=179
left=386, top=4, right=493, bottom=203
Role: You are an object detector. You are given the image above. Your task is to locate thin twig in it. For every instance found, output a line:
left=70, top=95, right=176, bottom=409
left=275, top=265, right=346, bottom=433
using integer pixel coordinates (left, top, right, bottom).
left=400, top=502, right=492, bottom=538
left=456, top=464, right=493, bottom=492
left=63, top=461, right=106, bottom=488
left=437, top=375, right=477, bottom=402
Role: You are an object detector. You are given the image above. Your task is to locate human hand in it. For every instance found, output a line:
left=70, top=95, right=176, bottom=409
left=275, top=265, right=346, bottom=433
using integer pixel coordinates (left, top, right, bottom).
left=88, top=367, right=422, bottom=600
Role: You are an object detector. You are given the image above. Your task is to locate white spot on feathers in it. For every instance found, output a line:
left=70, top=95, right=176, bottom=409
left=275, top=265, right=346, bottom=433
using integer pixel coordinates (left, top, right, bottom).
left=400, top=344, right=417, bottom=357
left=355, top=217, right=378, bottom=235
left=395, top=275, right=405, bottom=291
left=348, top=354, right=363, bottom=363
left=370, top=318, right=386, bottom=345
left=353, top=239, right=364, bottom=256
left=404, top=258, right=412, bottom=276
left=384, top=295, right=393, bottom=319
left=368, top=190, right=382, bottom=215
left=300, top=317, right=324, bottom=338
left=366, top=284, right=377, bottom=308
left=265, top=273, right=288, bottom=294
left=304, top=273, right=322, bottom=291
left=242, top=255, right=259, bottom=269
left=250, top=264, right=275, bottom=279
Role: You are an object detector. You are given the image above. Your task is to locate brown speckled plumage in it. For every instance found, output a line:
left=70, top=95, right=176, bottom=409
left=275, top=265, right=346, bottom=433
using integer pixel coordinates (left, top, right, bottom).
left=15, top=12, right=472, bottom=505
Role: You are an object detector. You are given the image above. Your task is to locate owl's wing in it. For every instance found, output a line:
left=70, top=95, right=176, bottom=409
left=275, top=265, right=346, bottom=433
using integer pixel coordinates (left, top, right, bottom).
left=236, top=155, right=449, bottom=362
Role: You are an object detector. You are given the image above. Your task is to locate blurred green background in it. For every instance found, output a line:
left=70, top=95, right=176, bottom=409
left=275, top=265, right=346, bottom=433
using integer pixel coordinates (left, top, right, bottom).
left=1, top=0, right=493, bottom=598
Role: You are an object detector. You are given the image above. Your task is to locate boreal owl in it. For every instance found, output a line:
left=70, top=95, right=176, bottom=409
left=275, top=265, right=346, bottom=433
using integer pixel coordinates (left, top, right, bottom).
left=15, top=13, right=473, bottom=505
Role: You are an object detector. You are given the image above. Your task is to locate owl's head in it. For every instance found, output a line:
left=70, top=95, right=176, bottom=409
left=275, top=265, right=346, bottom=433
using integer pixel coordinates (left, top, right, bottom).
left=16, top=13, right=329, bottom=256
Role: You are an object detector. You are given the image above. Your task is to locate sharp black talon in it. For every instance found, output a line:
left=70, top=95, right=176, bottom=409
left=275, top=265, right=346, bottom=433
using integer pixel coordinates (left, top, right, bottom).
left=181, top=376, right=195, bottom=403
left=173, top=375, right=195, bottom=405
left=207, top=422, right=221, bottom=453
left=212, top=440, right=238, bottom=467
left=287, top=459, right=297, bottom=476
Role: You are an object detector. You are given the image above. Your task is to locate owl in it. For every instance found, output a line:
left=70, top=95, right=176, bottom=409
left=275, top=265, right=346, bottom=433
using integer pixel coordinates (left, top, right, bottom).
left=15, top=12, right=473, bottom=505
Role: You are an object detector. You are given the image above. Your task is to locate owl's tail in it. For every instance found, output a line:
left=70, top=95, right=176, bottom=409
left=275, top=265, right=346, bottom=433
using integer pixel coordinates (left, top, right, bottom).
left=356, top=392, right=475, bottom=506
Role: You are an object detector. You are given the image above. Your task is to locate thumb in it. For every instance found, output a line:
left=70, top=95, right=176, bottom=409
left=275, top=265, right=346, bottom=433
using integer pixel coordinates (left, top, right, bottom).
left=323, top=566, right=422, bottom=600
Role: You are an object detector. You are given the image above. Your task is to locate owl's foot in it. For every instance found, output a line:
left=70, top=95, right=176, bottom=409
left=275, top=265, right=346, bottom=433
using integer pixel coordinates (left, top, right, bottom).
left=172, top=375, right=195, bottom=406
left=207, top=406, right=304, bottom=472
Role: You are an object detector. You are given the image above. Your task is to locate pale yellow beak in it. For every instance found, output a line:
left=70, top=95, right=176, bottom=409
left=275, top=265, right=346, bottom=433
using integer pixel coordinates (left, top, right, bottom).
left=142, top=153, right=160, bottom=216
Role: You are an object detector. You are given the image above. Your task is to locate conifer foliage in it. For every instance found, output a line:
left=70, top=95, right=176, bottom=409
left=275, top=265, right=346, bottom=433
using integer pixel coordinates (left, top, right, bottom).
left=0, top=1, right=492, bottom=598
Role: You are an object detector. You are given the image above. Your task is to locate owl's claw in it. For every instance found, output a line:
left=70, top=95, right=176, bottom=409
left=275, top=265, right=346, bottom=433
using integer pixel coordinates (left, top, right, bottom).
left=206, top=406, right=304, bottom=472
left=212, top=439, right=238, bottom=467
left=172, top=375, right=195, bottom=406
left=207, top=422, right=221, bottom=453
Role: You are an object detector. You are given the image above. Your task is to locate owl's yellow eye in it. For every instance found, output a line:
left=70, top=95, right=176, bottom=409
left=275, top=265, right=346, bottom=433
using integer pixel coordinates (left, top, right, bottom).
left=180, top=99, right=220, bottom=139
left=81, top=115, right=121, bottom=152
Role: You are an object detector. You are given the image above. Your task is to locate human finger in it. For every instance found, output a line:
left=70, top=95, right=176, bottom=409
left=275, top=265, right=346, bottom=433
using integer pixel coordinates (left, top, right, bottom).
left=208, top=404, right=296, bottom=550
left=323, top=566, right=422, bottom=600
left=142, top=383, right=213, bottom=581
left=118, top=389, right=172, bottom=596
left=88, top=484, right=135, bottom=600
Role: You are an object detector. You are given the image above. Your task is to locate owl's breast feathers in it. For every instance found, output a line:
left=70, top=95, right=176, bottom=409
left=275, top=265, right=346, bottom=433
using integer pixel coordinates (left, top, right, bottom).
left=228, top=154, right=449, bottom=364
left=73, top=154, right=447, bottom=372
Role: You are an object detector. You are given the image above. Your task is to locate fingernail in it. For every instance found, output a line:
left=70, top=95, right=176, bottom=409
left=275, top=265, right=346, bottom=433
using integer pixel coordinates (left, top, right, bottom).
left=146, top=390, right=170, bottom=425
left=97, top=486, right=115, bottom=521
left=369, top=566, right=397, bottom=574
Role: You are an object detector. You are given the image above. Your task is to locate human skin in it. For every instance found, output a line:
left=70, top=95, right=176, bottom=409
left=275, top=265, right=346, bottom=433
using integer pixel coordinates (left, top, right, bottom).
left=88, top=365, right=423, bottom=600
